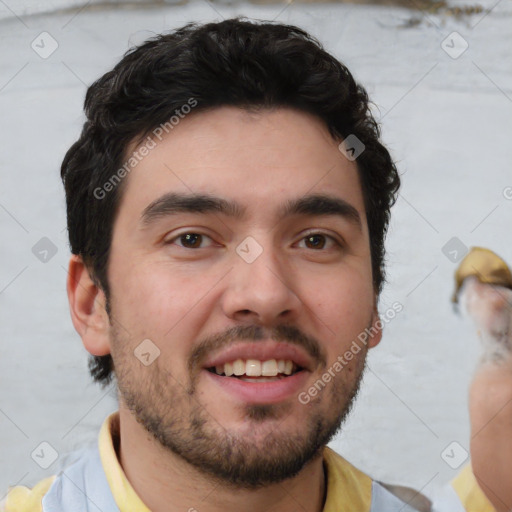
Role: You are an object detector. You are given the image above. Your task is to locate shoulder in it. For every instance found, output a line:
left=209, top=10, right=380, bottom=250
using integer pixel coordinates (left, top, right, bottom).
left=1, top=476, right=56, bottom=512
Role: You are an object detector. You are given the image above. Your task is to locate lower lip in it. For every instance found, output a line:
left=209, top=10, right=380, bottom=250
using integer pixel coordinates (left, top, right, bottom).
left=203, top=370, right=309, bottom=404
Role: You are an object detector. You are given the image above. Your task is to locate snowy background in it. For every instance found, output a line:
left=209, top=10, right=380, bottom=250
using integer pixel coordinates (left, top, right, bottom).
left=1, top=0, right=511, bottom=503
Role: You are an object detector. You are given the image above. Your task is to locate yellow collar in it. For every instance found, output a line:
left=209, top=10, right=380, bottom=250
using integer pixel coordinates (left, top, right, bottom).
left=323, top=446, right=372, bottom=512
left=98, top=412, right=150, bottom=512
left=451, top=464, right=495, bottom=512
left=99, top=412, right=372, bottom=512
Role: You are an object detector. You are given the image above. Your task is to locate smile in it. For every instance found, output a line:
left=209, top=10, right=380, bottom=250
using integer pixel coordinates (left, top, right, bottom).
left=207, top=359, right=301, bottom=381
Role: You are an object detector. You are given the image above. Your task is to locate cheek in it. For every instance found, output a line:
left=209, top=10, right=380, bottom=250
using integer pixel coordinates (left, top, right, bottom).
left=304, top=271, right=375, bottom=361
left=309, top=272, right=374, bottom=329
left=110, top=264, right=210, bottom=346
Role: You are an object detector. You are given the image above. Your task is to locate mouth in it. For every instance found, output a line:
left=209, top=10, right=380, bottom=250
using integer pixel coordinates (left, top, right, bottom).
left=206, top=358, right=302, bottom=382
left=201, top=342, right=314, bottom=403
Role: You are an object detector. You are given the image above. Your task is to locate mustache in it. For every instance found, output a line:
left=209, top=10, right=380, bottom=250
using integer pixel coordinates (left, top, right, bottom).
left=188, top=324, right=327, bottom=374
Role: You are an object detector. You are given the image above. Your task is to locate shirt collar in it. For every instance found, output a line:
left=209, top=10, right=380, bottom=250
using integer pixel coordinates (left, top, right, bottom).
left=98, top=412, right=151, bottom=512
left=98, top=412, right=372, bottom=512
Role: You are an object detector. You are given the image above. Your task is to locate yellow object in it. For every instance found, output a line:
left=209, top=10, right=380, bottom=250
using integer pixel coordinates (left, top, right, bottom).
left=451, top=464, right=496, bottom=512
left=452, top=247, right=512, bottom=303
left=98, top=413, right=151, bottom=512
left=3, top=476, right=55, bottom=512
left=323, top=447, right=372, bottom=512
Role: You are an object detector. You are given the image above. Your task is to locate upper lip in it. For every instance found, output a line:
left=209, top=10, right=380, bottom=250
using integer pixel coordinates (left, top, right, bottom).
left=202, top=341, right=315, bottom=372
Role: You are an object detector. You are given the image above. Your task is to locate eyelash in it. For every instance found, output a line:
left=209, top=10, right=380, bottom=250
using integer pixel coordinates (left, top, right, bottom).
left=166, top=231, right=342, bottom=251
left=169, top=232, right=214, bottom=249
left=297, top=232, right=341, bottom=250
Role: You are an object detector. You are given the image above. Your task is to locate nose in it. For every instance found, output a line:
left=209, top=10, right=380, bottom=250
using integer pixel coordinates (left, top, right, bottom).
left=220, top=240, right=302, bottom=325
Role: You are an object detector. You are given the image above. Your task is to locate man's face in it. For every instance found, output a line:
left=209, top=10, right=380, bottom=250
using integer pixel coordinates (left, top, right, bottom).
left=105, top=106, right=380, bottom=487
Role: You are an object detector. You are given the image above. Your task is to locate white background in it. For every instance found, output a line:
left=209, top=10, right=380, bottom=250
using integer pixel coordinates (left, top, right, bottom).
left=1, top=0, right=511, bottom=503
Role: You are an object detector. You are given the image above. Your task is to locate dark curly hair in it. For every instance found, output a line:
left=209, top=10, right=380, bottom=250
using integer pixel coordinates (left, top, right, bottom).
left=61, top=17, right=400, bottom=388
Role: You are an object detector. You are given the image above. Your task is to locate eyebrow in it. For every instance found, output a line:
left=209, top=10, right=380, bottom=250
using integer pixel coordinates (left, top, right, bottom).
left=281, top=194, right=362, bottom=231
left=140, top=193, right=245, bottom=227
left=140, top=192, right=362, bottom=231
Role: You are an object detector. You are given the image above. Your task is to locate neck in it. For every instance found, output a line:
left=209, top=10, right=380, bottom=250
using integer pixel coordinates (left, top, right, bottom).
left=117, top=407, right=327, bottom=512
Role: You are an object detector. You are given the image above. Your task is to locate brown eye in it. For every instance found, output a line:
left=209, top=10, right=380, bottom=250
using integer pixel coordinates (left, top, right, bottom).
left=178, top=233, right=203, bottom=248
left=166, top=231, right=215, bottom=250
left=304, top=234, right=327, bottom=249
left=297, top=232, right=341, bottom=251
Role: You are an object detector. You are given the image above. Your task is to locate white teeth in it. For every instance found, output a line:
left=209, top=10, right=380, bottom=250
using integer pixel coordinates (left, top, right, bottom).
left=224, top=361, right=234, bottom=377
left=246, top=359, right=262, bottom=376
left=233, top=359, right=245, bottom=376
left=213, top=358, right=296, bottom=377
left=261, top=359, right=278, bottom=376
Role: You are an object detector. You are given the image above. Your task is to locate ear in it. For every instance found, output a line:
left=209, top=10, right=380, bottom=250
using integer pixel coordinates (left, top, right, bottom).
left=66, top=254, right=111, bottom=356
left=367, top=304, right=383, bottom=349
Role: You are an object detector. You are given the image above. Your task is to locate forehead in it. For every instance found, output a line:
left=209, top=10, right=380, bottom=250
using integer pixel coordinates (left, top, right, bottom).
left=116, top=106, right=365, bottom=224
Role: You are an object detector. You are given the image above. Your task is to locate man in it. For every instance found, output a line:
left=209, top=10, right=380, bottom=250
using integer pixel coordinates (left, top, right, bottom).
left=1, top=17, right=501, bottom=512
